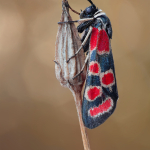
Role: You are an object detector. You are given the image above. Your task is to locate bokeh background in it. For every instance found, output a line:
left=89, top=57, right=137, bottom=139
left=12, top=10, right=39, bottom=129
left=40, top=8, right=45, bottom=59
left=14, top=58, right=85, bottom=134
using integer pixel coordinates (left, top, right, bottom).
left=0, top=0, right=150, bottom=150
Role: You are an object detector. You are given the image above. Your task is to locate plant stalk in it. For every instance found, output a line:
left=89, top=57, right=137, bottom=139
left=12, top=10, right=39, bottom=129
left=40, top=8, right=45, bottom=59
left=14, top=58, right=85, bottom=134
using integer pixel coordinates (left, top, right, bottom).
left=71, top=90, right=91, bottom=150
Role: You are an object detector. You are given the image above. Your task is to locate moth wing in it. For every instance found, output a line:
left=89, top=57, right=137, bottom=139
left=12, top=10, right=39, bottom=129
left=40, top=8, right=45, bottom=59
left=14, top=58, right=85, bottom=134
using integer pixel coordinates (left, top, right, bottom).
left=82, top=27, right=118, bottom=129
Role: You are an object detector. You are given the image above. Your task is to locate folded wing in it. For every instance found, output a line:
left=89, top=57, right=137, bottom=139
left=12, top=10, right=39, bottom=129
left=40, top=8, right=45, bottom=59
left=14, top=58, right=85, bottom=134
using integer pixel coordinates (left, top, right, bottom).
left=82, top=27, right=118, bottom=129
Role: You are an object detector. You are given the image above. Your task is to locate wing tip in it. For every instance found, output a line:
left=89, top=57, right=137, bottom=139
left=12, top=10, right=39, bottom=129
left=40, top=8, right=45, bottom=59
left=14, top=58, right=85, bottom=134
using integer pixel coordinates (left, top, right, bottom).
left=82, top=99, right=117, bottom=129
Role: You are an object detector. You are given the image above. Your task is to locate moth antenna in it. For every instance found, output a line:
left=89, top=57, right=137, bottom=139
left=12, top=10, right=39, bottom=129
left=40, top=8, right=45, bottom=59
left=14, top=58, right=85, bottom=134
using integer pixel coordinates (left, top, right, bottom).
left=88, top=0, right=94, bottom=5
left=66, top=2, right=80, bottom=15
left=87, top=0, right=96, bottom=9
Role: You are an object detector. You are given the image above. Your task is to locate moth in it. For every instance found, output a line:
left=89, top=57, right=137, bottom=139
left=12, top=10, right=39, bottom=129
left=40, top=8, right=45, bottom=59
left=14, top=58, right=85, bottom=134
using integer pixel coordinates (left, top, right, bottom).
left=59, top=0, right=118, bottom=129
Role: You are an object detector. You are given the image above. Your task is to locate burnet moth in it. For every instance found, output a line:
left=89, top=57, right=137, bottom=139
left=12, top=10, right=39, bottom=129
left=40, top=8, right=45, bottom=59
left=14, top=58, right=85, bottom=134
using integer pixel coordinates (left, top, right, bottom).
left=59, top=0, right=118, bottom=129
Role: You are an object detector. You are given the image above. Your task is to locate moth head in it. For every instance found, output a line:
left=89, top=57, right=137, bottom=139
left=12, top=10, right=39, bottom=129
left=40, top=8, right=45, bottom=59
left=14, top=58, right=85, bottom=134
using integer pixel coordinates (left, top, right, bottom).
left=80, top=0, right=98, bottom=19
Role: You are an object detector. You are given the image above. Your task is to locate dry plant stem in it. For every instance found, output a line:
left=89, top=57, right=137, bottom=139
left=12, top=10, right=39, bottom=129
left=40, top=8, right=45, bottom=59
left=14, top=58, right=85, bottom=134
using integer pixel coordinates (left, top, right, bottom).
left=71, top=89, right=91, bottom=150
left=55, top=0, right=90, bottom=149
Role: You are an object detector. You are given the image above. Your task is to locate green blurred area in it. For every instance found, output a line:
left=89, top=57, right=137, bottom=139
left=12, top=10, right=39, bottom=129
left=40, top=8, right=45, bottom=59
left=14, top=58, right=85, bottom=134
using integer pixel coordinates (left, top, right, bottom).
left=0, top=0, right=150, bottom=150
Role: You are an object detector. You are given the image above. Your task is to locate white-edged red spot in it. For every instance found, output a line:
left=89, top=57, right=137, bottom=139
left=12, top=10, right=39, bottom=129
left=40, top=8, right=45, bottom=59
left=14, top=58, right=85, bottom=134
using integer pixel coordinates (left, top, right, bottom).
left=101, top=69, right=115, bottom=87
left=90, top=27, right=99, bottom=51
left=85, top=86, right=102, bottom=101
left=97, top=29, right=110, bottom=55
left=89, top=61, right=100, bottom=75
left=89, top=97, right=113, bottom=117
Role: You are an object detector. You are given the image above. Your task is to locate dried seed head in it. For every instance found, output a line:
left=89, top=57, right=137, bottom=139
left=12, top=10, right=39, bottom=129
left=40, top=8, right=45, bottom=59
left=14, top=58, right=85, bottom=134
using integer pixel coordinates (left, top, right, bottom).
left=55, top=0, right=86, bottom=92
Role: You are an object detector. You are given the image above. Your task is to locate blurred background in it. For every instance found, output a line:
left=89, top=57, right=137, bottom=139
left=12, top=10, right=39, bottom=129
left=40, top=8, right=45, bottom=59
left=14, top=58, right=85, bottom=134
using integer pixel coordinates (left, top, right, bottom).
left=0, top=0, right=150, bottom=150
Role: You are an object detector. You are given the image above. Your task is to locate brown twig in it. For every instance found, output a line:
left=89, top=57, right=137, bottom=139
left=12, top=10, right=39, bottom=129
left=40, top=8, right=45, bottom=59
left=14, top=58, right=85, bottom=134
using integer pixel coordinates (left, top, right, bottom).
left=71, top=89, right=90, bottom=150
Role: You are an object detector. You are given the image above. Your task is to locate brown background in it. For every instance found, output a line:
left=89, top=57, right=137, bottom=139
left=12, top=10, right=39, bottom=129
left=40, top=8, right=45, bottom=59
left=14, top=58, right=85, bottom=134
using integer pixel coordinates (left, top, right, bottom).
left=0, top=0, right=150, bottom=150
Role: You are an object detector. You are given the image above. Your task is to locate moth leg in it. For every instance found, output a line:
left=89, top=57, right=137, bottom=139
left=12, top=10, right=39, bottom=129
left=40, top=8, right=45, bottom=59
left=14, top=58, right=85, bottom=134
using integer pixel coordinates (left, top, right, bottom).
left=58, top=18, right=94, bottom=24
left=67, top=26, right=93, bottom=63
left=72, top=53, right=89, bottom=80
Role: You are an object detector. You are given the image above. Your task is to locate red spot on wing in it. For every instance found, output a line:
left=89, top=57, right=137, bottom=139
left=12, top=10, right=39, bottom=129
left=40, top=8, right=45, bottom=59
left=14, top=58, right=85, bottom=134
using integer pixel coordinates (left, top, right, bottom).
left=102, top=73, right=114, bottom=85
left=90, top=28, right=99, bottom=51
left=97, top=29, right=109, bottom=54
left=89, top=98, right=112, bottom=117
left=87, top=87, right=101, bottom=101
left=89, top=62, right=99, bottom=74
